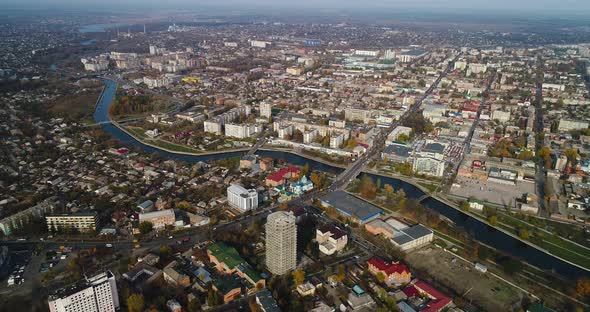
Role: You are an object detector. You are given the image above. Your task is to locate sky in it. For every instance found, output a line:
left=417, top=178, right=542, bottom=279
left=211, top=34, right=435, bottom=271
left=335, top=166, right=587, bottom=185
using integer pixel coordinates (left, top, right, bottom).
left=1, top=0, right=589, bottom=17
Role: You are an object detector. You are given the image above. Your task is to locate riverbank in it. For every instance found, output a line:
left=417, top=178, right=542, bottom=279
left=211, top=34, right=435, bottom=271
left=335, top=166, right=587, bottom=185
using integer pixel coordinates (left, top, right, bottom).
left=91, top=78, right=590, bottom=279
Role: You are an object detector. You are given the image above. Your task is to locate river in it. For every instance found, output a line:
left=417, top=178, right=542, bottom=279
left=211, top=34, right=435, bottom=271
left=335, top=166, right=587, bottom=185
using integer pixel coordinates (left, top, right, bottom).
left=93, top=79, right=589, bottom=279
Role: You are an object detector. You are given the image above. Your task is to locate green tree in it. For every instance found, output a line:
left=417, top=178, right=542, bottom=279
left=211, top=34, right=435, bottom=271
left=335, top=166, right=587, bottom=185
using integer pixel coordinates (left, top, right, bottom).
left=127, top=294, right=145, bottom=312
left=188, top=298, right=201, bottom=312
left=518, top=228, right=530, bottom=240
left=138, top=221, right=153, bottom=234
left=487, top=215, right=498, bottom=226
left=207, top=289, right=221, bottom=307
left=459, top=201, right=470, bottom=212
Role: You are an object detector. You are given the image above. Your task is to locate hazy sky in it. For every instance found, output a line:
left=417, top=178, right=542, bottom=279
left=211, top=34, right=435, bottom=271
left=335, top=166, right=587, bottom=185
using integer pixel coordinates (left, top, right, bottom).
left=1, top=0, right=590, bottom=16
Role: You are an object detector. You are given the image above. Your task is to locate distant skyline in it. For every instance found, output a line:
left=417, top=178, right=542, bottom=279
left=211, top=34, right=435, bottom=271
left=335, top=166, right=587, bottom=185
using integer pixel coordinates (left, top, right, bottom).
left=1, top=0, right=590, bottom=18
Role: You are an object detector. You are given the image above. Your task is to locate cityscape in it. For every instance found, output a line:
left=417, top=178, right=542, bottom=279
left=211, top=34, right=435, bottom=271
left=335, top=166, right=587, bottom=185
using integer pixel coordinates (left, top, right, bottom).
left=1, top=1, right=590, bottom=312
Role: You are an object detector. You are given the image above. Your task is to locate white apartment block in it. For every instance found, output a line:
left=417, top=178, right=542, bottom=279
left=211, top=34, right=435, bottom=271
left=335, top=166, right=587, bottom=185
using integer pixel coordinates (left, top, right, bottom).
left=330, top=133, right=345, bottom=149
left=542, top=83, right=566, bottom=92
left=278, top=125, right=294, bottom=139
left=0, top=197, right=58, bottom=235
left=48, top=271, right=119, bottom=312
left=454, top=61, right=467, bottom=71
left=227, top=184, right=258, bottom=211
left=266, top=211, right=297, bottom=275
left=250, top=40, right=268, bottom=48
left=558, top=119, right=589, bottom=132
left=225, top=123, right=258, bottom=139
left=46, top=213, right=97, bottom=233
left=204, top=120, right=222, bottom=135
left=491, top=110, right=511, bottom=123
left=412, top=156, right=445, bottom=177
left=328, top=119, right=346, bottom=128
left=354, top=50, right=379, bottom=57
left=303, top=129, right=318, bottom=144
left=260, top=102, right=272, bottom=118
left=345, top=107, right=371, bottom=122
left=468, top=63, right=487, bottom=74
left=383, top=49, right=396, bottom=60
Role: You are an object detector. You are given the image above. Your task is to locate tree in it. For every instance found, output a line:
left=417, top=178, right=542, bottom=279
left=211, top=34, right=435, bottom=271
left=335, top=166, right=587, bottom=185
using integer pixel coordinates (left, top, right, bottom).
left=138, top=221, right=153, bottom=234
left=576, top=277, right=590, bottom=297
left=292, top=269, right=305, bottom=286
left=516, top=150, right=534, bottom=161
left=459, top=201, right=470, bottom=211
left=310, top=172, right=327, bottom=189
left=487, top=215, right=498, bottom=226
left=207, top=289, right=221, bottom=307
left=301, top=163, right=310, bottom=177
left=564, top=148, right=579, bottom=166
left=518, top=228, right=530, bottom=240
left=375, top=272, right=385, bottom=283
left=159, top=245, right=172, bottom=258
left=188, top=298, right=201, bottom=312
left=346, top=137, right=357, bottom=149
left=127, top=294, right=145, bottom=312
left=359, top=175, right=377, bottom=200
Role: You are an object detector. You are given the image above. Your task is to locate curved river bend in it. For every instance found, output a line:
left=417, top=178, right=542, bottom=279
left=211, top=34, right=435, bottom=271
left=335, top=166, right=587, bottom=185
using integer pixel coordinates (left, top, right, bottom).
left=94, top=79, right=588, bottom=279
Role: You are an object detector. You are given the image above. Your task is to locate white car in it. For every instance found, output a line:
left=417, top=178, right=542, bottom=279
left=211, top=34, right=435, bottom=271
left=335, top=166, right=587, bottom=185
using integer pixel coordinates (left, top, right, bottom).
left=105, top=244, right=113, bottom=248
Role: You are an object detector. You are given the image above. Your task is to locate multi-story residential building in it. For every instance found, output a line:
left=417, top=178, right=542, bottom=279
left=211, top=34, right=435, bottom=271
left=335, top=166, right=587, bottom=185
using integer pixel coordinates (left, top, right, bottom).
left=277, top=124, right=294, bottom=139
left=412, top=156, right=445, bottom=177
left=286, top=67, right=303, bottom=75
left=316, top=225, right=348, bottom=255
left=345, top=107, right=371, bottom=122
left=266, top=211, right=297, bottom=275
left=224, top=123, right=258, bottom=139
left=492, top=110, right=511, bottom=123
left=227, top=184, right=258, bottom=211
left=138, top=209, right=176, bottom=229
left=250, top=40, right=268, bottom=48
left=46, top=212, right=97, bottom=233
left=367, top=257, right=411, bottom=286
left=48, top=271, right=119, bottom=312
left=558, top=119, right=589, bottom=132
left=0, top=196, right=58, bottom=235
left=303, top=129, right=318, bottom=144
left=204, top=120, right=222, bottom=135
left=328, top=118, right=346, bottom=128
left=330, top=133, right=345, bottom=149
left=354, top=50, right=379, bottom=57
left=260, top=102, right=272, bottom=118
left=386, top=126, right=413, bottom=144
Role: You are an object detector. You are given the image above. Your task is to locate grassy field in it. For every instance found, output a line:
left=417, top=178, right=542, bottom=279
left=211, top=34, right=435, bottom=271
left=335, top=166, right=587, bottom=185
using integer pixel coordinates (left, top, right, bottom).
left=124, top=126, right=201, bottom=154
left=48, top=88, right=102, bottom=123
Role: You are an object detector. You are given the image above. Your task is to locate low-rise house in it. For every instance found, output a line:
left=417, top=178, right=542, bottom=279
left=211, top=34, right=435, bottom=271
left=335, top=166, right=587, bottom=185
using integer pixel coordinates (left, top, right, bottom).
left=316, top=224, right=348, bottom=255
left=296, top=282, right=316, bottom=297
left=163, top=261, right=191, bottom=287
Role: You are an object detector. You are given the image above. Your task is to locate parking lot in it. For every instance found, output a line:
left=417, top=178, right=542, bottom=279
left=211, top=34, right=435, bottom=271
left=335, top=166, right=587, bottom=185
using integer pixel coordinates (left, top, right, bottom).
left=450, top=175, right=535, bottom=207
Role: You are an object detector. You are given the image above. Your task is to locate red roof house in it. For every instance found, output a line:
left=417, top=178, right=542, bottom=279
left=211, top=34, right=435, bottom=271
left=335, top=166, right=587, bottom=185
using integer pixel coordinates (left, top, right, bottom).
left=367, top=257, right=411, bottom=286
left=265, top=167, right=301, bottom=187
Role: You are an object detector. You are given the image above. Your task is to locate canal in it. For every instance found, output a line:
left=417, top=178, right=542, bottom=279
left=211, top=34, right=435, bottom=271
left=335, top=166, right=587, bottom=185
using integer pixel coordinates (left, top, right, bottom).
left=93, top=79, right=589, bottom=279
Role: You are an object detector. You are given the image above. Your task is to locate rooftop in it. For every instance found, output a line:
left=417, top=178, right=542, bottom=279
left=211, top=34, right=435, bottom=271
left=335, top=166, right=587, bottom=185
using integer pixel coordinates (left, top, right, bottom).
left=321, top=190, right=382, bottom=222
left=208, top=242, right=245, bottom=270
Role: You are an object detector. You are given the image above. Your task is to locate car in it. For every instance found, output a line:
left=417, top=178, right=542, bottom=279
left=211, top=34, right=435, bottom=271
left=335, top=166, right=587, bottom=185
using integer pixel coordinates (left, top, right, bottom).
left=134, top=244, right=141, bottom=249
left=105, top=244, right=113, bottom=248
left=168, top=236, right=173, bottom=239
